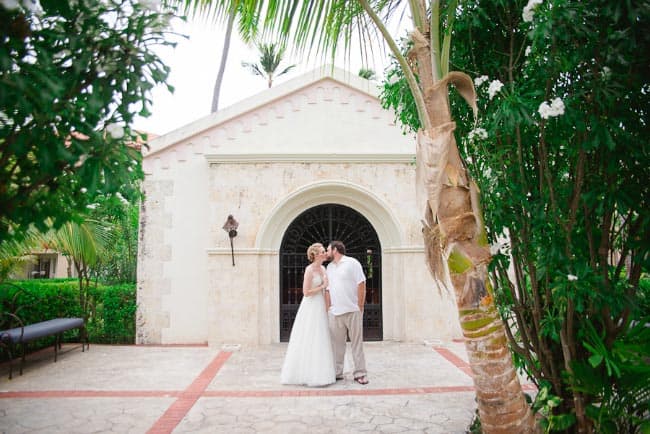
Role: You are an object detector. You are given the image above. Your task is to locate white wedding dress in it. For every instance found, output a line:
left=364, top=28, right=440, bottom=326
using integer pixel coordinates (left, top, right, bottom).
left=280, top=273, right=336, bottom=387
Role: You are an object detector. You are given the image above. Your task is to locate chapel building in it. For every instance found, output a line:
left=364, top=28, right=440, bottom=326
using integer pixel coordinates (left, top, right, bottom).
left=136, top=66, right=461, bottom=346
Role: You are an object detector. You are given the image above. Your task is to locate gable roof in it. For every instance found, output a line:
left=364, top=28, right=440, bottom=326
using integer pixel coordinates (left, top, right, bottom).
left=146, top=65, right=384, bottom=158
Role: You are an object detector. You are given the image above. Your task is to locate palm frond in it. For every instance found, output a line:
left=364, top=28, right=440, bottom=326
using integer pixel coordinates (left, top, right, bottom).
left=241, top=61, right=264, bottom=76
left=49, top=219, right=114, bottom=268
left=277, top=64, right=296, bottom=76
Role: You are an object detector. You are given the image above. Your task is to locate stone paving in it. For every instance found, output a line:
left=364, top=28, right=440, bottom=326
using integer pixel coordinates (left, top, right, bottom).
left=0, top=340, right=500, bottom=433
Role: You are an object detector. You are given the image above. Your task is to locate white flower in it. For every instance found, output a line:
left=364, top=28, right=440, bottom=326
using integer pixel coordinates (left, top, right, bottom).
left=21, top=0, right=42, bottom=14
left=106, top=123, right=125, bottom=139
left=115, top=192, right=129, bottom=205
left=474, top=75, right=489, bottom=87
left=601, top=66, right=611, bottom=78
left=523, top=0, right=543, bottom=23
left=127, top=166, right=133, bottom=172
left=86, top=203, right=98, bottom=210
left=1, top=0, right=20, bottom=10
left=567, top=274, right=578, bottom=281
left=525, top=46, right=532, bottom=57
left=80, top=187, right=88, bottom=193
left=468, top=127, right=488, bottom=142
left=538, top=97, right=565, bottom=119
left=488, top=80, right=504, bottom=100
left=490, top=228, right=511, bottom=255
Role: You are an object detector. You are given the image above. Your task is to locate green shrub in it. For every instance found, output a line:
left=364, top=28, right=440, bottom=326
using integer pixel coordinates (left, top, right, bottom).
left=0, top=279, right=82, bottom=324
left=91, top=284, right=136, bottom=344
left=0, top=279, right=136, bottom=352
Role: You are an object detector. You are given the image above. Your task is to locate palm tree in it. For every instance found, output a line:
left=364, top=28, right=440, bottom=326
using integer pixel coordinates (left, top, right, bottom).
left=241, top=42, right=296, bottom=88
left=180, top=2, right=536, bottom=432
left=177, top=0, right=251, bottom=112
left=212, top=12, right=236, bottom=112
left=46, top=220, right=113, bottom=317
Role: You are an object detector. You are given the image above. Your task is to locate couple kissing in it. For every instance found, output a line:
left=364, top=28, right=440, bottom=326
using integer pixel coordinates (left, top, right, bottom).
left=280, top=240, right=369, bottom=387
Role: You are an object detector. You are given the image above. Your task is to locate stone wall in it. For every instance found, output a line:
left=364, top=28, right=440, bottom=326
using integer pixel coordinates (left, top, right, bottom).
left=137, top=70, right=462, bottom=346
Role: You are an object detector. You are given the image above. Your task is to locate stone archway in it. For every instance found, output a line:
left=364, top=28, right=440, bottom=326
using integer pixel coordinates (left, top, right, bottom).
left=279, top=203, right=382, bottom=341
left=254, top=180, right=403, bottom=343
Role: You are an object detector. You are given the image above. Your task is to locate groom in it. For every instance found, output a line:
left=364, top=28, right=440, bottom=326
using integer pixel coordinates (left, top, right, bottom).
left=324, top=240, right=369, bottom=385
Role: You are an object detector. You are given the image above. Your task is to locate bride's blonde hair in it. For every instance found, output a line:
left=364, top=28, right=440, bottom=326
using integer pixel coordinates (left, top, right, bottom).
left=307, top=243, right=324, bottom=263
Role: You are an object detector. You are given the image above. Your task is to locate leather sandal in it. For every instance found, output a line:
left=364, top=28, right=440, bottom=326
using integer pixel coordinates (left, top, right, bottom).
left=354, top=376, right=369, bottom=385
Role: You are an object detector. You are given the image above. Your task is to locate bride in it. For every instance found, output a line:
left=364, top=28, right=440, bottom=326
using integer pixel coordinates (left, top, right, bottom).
left=280, top=243, right=336, bottom=387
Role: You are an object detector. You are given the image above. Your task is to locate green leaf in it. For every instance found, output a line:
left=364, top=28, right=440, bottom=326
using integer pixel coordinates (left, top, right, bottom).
left=588, top=354, right=604, bottom=368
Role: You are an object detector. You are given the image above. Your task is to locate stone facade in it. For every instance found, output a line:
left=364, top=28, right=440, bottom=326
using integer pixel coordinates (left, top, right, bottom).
left=137, top=66, right=461, bottom=346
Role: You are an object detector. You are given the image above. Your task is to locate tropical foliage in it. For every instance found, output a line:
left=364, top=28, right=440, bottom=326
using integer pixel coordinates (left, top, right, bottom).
left=358, top=68, right=377, bottom=80
left=0, top=0, right=174, bottom=243
left=382, top=1, right=650, bottom=432
left=45, top=219, right=113, bottom=318
left=0, top=227, right=40, bottom=282
left=241, top=42, right=296, bottom=87
left=87, top=193, right=141, bottom=284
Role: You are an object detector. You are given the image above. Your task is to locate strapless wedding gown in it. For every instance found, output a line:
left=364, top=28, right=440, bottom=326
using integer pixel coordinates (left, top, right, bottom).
left=280, top=274, right=336, bottom=387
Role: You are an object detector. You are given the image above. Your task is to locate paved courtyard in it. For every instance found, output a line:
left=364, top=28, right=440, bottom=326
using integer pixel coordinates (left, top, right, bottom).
left=0, top=340, right=529, bottom=433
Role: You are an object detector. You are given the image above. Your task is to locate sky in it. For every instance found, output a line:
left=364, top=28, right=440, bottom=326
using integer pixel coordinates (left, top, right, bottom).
left=132, top=16, right=393, bottom=137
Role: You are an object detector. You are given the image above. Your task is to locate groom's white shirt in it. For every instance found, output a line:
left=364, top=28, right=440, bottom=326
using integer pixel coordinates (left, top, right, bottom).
left=326, top=255, right=366, bottom=316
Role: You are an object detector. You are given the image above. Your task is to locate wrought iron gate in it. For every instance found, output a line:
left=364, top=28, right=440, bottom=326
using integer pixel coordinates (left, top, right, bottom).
left=280, top=204, right=382, bottom=341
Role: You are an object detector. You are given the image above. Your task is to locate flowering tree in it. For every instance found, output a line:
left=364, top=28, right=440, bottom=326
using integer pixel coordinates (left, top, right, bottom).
left=383, top=0, right=649, bottom=432
left=0, top=0, right=175, bottom=242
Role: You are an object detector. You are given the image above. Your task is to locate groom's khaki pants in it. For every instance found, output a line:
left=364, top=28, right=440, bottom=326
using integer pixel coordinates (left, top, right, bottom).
left=329, top=311, right=367, bottom=379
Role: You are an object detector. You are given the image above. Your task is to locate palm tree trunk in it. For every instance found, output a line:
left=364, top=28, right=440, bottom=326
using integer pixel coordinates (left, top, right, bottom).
left=211, top=12, right=235, bottom=113
left=420, top=85, right=537, bottom=433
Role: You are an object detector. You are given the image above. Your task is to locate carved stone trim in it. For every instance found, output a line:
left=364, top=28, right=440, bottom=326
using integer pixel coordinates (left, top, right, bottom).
left=205, top=153, right=414, bottom=164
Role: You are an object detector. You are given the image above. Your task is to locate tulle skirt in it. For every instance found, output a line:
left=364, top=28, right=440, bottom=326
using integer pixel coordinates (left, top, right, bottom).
left=280, top=292, right=336, bottom=387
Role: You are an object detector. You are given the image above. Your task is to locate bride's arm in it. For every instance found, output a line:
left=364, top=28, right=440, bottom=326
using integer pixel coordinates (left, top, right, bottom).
left=302, top=267, right=324, bottom=297
left=321, top=265, right=329, bottom=289
left=302, top=267, right=314, bottom=297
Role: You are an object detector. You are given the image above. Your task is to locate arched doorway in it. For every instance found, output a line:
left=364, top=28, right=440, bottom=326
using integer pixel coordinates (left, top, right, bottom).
left=279, top=203, right=382, bottom=342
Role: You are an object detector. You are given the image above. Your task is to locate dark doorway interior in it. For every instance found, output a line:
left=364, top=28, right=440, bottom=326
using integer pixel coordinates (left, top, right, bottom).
left=279, top=204, right=382, bottom=342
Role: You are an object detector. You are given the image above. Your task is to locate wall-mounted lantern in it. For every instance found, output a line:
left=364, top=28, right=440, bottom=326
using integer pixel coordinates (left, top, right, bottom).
left=222, top=215, right=239, bottom=266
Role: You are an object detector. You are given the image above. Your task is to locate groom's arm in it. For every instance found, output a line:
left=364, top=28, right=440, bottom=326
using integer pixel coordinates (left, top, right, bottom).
left=324, top=289, right=331, bottom=311
left=357, top=281, right=366, bottom=312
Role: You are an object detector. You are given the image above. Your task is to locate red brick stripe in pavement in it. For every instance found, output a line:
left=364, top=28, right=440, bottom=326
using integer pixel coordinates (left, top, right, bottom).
left=434, top=346, right=475, bottom=377
left=433, top=346, right=538, bottom=392
left=0, top=385, right=477, bottom=400
left=146, top=350, right=232, bottom=434
left=0, top=390, right=181, bottom=398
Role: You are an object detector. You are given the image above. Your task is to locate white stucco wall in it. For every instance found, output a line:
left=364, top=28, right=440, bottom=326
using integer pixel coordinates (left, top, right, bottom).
left=137, top=66, right=462, bottom=346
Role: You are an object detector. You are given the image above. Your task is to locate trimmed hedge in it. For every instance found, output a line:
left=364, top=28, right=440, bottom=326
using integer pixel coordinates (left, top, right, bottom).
left=0, top=279, right=136, bottom=347
left=92, top=283, right=136, bottom=344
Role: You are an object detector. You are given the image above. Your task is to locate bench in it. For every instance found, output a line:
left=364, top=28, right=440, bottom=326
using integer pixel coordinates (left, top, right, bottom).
left=1, top=317, right=89, bottom=379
